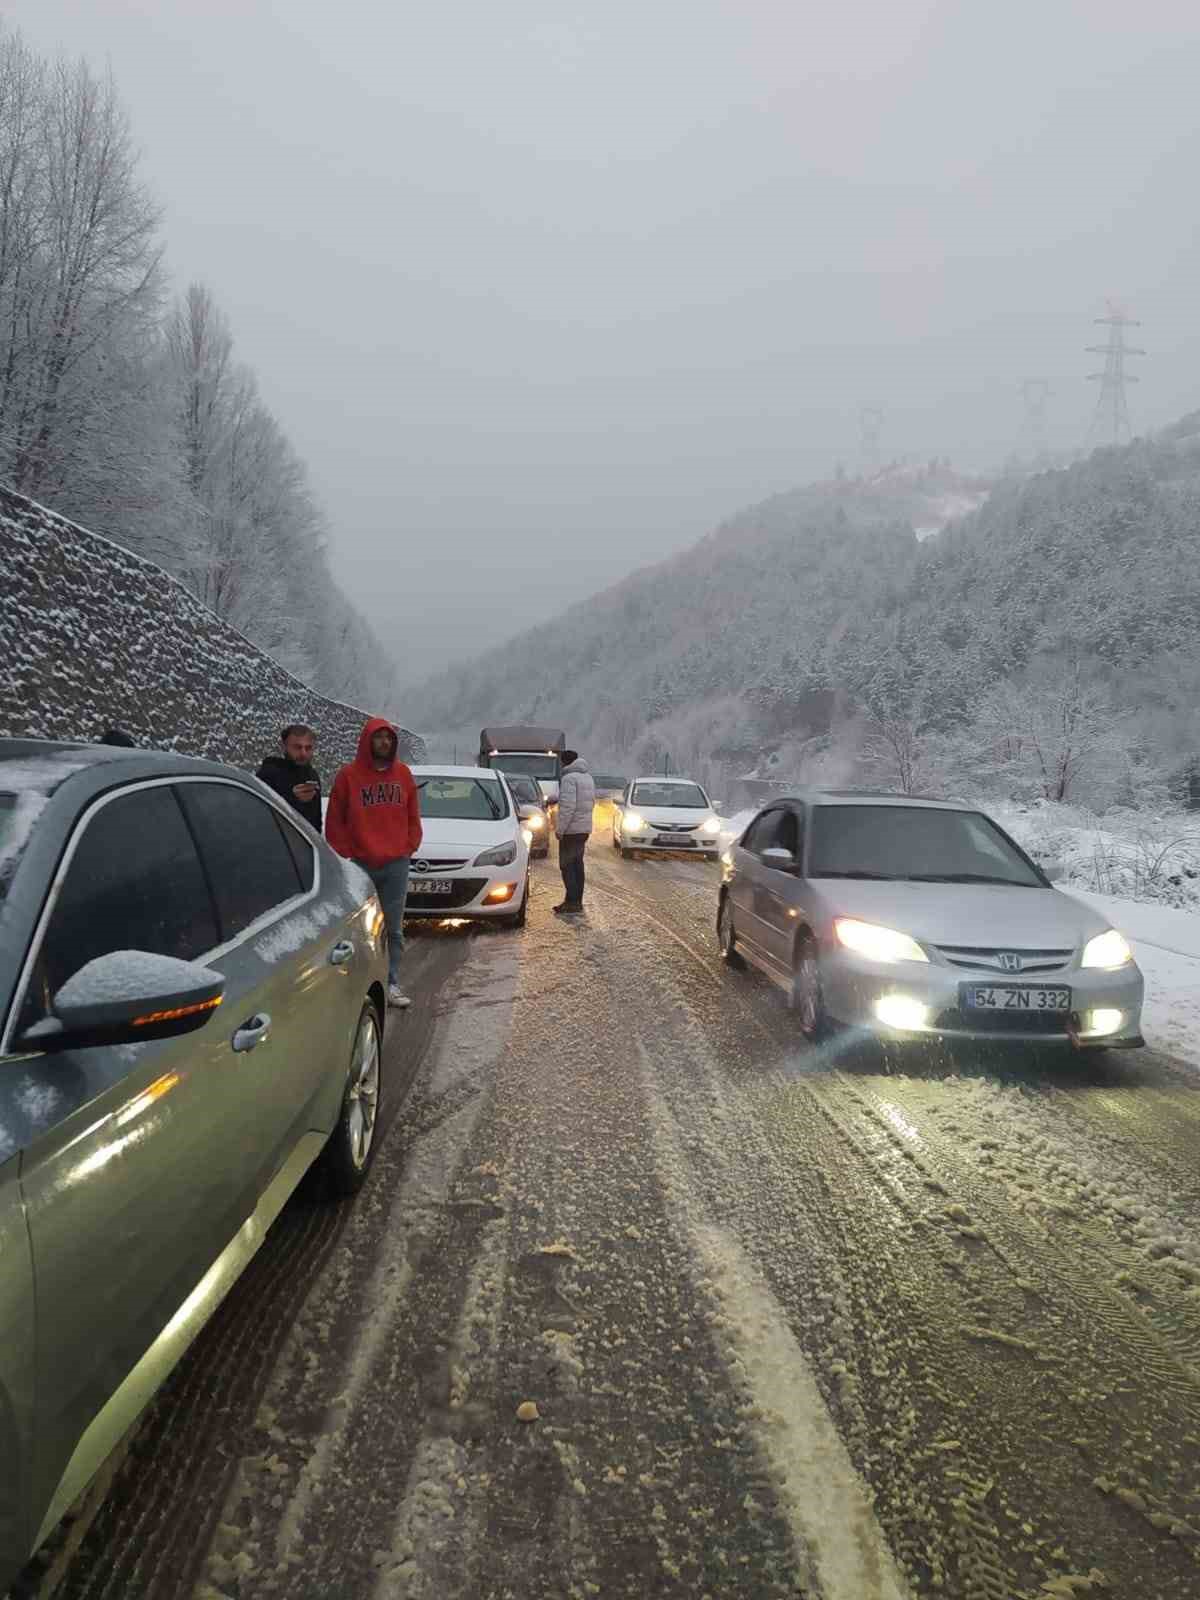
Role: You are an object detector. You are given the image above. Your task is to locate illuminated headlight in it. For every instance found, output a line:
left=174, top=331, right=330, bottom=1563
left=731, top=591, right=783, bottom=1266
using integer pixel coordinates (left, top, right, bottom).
left=835, top=918, right=929, bottom=963
left=623, top=811, right=647, bottom=833
left=527, top=813, right=546, bottom=829
left=701, top=816, right=721, bottom=834
left=874, top=995, right=930, bottom=1030
left=1081, top=929, right=1133, bottom=969
left=474, top=841, right=517, bottom=867
left=521, top=827, right=533, bottom=847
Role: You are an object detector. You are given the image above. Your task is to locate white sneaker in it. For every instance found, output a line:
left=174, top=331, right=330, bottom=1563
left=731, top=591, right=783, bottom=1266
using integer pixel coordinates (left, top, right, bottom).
left=387, top=985, right=411, bottom=1009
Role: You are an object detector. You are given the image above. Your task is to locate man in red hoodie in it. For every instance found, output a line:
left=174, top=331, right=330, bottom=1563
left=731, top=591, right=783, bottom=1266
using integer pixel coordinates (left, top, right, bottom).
left=326, top=718, right=422, bottom=1009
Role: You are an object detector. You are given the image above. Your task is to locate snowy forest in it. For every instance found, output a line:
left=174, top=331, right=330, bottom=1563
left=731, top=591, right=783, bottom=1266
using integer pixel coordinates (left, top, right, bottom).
left=412, top=418, right=1200, bottom=820
left=0, top=26, right=399, bottom=711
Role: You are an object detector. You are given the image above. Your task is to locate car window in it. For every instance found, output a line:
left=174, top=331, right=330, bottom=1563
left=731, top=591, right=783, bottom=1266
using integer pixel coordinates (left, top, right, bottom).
left=504, top=774, right=540, bottom=805
left=415, top=776, right=509, bottom=820
left=275, top=809, right=317, bottom=891
left=741, top=809, right=781, bottom=853
left=808, top=805, right=1043, bottom=885
left=775, top=809, right=800, bottom=858
left=631, top=782, right=708, bottom=808
left=178, top=782, right=305, bottom=940
left=19, top=785, right=219, bottom=1026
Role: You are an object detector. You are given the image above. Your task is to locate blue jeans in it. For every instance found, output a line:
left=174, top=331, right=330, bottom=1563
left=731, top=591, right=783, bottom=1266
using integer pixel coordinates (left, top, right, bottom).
left=360, top=857, right=411, bottom=984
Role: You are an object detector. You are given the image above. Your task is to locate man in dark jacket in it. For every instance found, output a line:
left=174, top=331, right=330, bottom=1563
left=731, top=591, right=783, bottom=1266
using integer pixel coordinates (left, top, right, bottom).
left=257, top=724, right=323, bottom=832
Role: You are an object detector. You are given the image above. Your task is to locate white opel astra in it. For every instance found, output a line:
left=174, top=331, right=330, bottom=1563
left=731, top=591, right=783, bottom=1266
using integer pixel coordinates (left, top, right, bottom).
left=406, top=768, right=533, bottom=928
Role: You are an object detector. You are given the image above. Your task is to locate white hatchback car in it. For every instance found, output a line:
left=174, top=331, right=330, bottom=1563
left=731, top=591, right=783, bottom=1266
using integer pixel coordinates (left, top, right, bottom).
left=613, top=777, right=723, bottom=859
left=406, top=767, right=532, bottom=928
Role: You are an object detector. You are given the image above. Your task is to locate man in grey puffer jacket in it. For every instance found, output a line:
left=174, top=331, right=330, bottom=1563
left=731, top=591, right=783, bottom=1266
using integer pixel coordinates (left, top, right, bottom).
left=554, top=750, right=596, bottom=914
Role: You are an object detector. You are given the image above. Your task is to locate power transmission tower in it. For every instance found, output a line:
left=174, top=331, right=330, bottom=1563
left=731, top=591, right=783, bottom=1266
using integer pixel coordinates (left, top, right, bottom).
left=1086, top=301, right=1144, bottom=448
left=859, top=407, right=883, bottom=475
left=1019, top=378, right=1051, bottom=460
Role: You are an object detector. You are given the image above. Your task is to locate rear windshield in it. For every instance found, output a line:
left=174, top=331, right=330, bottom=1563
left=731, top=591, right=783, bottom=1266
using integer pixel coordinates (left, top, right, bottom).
left=416, top=776, right=510, bottom=821
left=503, top=774, right=542, bottom=804
left=489, top=753, right=558, bottom=780
left=631, top=782, right=708, bottom=809
left=808, top=805, right=1043, bottom=887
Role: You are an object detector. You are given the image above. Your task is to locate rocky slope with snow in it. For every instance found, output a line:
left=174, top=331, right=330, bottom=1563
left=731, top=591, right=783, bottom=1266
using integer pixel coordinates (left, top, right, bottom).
left=0, top=486, right=423, bottom=769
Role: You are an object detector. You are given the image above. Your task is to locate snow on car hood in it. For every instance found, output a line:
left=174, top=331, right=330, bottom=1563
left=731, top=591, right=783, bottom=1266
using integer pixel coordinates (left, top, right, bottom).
left=808, top=879, right=1113, bottom=950
left=416, top=815, right=519, bottom=857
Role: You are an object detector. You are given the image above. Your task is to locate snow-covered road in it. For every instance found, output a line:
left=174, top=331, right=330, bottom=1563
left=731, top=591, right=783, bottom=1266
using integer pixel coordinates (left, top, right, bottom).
left=24, top=843, right=1200, bottom=1600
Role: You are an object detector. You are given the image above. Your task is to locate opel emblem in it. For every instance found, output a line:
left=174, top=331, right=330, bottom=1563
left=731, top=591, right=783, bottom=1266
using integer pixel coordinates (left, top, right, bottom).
left=998, top=952, right=1023, bottom=972
left=414, top=860, right=430, bottom=874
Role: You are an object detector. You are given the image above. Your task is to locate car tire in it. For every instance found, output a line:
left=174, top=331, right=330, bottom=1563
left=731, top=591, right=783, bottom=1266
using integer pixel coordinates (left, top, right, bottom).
left=503, top=877, right=530, bottom=928
left=321, top=1001, right=383, bottom=1195
left=792, top=934, right=828, bottom=1041
left=620, top=846, right=635, bottom=860
left=717, top=892, right=745, bottom=969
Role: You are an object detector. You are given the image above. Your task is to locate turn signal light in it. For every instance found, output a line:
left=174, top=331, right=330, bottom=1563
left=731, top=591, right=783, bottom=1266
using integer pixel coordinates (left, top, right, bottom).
left=133, top=995, right=223, bottom=1027
left=486, top=882, right=517, bottom=902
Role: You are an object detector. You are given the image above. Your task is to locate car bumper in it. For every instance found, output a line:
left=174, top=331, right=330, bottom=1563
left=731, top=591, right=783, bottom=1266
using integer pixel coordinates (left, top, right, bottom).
left=404, top=872, right=527, bottom=918
left=821, top=950, right=1145, bottom=1048
left=621, top=831, right=719, bottom=855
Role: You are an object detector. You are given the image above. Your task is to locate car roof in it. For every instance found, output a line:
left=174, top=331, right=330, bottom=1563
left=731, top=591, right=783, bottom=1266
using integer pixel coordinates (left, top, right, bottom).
left=630, top=775, right=706, bottom=787
left=411, top=764, right=504, bottom=780
left=0, top=737, right=244, bottom=797
left=757, top=788, right=973, bottom=812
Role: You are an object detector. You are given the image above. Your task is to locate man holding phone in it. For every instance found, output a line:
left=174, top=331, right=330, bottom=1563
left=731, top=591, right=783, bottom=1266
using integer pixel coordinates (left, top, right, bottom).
left=257, top=724, right=323, bottom=832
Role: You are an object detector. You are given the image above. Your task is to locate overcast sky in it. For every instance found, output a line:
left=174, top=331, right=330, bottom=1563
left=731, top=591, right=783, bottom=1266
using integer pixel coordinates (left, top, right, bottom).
left=9, top=0, right=1200, bottom=679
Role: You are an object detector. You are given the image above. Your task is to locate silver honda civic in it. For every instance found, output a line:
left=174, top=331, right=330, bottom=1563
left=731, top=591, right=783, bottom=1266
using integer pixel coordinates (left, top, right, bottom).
left=717, top=791, right=1144, bottom=1049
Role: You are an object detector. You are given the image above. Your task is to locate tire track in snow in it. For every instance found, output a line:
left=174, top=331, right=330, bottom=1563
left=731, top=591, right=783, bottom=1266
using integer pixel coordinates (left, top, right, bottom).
left=634, top=1038, right=911, bottom=1600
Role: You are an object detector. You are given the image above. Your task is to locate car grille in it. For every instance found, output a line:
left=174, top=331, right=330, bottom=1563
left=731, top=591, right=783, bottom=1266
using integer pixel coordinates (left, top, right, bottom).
left=413, top=857, right=470, bottom=870
left=934, top=945, right=1073, bottom=975
left=654, top=822, right=699, bottom=833
left=407, top=877, right=487, bottom=910
left=934, top=1007, right=1071, bottom=1035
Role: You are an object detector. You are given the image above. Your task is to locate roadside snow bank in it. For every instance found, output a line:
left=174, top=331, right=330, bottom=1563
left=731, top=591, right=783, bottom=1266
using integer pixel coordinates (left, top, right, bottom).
left=1060, top=888, right=1200, bottom=1071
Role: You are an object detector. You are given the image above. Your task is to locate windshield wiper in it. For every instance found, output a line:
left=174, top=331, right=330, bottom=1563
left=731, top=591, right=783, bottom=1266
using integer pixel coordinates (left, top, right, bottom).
left=811, top=869, right=900, bottom=880
left=907, top=872, right=1034, bottom=886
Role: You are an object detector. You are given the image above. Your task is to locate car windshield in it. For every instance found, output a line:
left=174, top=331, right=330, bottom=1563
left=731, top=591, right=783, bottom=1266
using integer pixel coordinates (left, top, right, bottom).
left=490, top=753, right=558, bottom=780
left=416, top=775, right=510, bottom=821
left=809, top=805, right=1043, bottom=887
left=631, top=782, right=708, bottom=809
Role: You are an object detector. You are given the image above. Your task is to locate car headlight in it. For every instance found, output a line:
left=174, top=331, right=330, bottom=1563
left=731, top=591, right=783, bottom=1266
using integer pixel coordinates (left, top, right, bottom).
left=834, top=918, right=929, bottom=963
left=527, top=813, right=546, bottom=829
left=623, top=811, right=646, bottom=832
left=1081, top=928, right=1133, bottom=969
left=701, top=816, right=721, bottom=834
left=474, top=841, right=518, bottom=867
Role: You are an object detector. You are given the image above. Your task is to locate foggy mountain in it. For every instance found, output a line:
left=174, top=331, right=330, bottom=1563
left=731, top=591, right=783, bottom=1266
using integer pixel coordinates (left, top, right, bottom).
left=409, top=417, right=1200, bottom=789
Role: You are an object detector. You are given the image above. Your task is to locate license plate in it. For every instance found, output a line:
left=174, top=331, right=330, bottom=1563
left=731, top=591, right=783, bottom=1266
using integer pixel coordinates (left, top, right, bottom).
left=658, top=835, right=694, bottom=846
left=413, top=879, right=453, bottom=895
left=963, top=985, right=1071, bottom=1012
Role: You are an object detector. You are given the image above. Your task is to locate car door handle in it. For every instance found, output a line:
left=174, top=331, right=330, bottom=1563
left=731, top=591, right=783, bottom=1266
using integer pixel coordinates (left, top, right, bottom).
left=232, top=1014, right=272, bottom=1053
left=329, top=940, right=355, bottom=967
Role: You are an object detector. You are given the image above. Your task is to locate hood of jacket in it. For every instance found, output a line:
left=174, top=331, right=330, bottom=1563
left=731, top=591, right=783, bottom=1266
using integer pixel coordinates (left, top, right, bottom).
left=562, top=757, right=590, bottom=775
left=356, top=717, right=400, bottom=770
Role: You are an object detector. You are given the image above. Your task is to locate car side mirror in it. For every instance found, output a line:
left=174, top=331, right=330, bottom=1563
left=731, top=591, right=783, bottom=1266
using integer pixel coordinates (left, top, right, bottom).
left=17, top=951, right=225, bottom=1055
left=1042, top=860, right=1065, bottom=883
left=760, top=846, right=799, bottom=873
left=517, top=803, right=539, bottom=820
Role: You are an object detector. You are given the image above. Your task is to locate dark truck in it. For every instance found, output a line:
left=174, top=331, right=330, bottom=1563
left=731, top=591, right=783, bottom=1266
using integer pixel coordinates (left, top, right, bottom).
left=478, top=726, right=567, bottom=802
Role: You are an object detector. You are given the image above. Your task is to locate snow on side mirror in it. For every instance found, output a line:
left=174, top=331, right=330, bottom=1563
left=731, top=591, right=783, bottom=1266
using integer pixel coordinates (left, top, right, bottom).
left=760, top=846, right=799, bottom=873
left=19, top=951, right=225, bottom=1054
